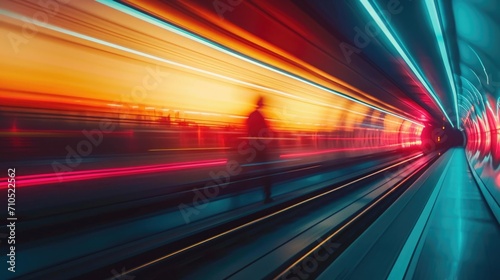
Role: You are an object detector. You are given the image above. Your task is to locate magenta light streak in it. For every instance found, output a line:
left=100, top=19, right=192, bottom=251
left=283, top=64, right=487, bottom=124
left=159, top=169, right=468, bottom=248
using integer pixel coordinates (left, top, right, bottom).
left=1, top=159, right=227, bottom=188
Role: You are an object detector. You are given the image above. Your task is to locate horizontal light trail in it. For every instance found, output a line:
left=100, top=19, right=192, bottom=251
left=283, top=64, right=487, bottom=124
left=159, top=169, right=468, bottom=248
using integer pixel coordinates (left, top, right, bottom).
left=0, top=129, right=134, bottom=137
left=0, top=7, right=410, bottom=128
left=0, top=159, right=227, bottom=188
left=148, top=147, right=230, bottom=152
left=96, top=0, right=423, bottom=127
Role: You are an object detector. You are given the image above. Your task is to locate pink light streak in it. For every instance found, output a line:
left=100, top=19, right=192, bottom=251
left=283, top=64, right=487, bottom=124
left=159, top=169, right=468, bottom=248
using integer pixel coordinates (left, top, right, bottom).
left=0, top=159, right=227, bottom=188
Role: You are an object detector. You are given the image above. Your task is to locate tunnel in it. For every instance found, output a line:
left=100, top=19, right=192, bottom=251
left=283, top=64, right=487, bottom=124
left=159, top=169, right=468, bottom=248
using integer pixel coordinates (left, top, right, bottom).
left=1, top=0, right=499, bottom=279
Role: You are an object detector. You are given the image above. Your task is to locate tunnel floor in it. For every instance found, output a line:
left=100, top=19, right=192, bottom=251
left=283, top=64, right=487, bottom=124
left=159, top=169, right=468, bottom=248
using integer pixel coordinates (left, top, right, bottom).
left=319, top=148, right=500, bottom=280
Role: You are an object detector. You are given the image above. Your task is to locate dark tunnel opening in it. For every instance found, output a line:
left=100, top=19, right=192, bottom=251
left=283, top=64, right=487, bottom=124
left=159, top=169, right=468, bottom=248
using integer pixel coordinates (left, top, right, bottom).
left=421, top=124, right=465, bottom=153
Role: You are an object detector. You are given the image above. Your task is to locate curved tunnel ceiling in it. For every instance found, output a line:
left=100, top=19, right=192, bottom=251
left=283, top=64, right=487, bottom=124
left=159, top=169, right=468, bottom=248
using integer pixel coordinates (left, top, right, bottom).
left=298, top=0, right=459, bottom=127
left=452, top=0, right=500, bottom=123
left=297, top=0, right=498, bottom=131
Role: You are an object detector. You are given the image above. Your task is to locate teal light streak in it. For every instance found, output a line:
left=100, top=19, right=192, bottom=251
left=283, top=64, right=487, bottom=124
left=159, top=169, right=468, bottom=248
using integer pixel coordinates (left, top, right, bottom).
left=463, top=78, right=485, bottom=107
left=458, top=104, right=470, bottom=117
left=466, top=66, right=484, bottom=87
left=485, top=97, right=494, bottom=114
left=459, top=95, right=474, bottom=113
left=425, top=0, right=460, bottom=128
left=97, top=0, right=424, bottom=127
left=497, top=98, right=500, bottom=117
left=461, top=86, right=480, bottom=107
left=468, top=45, right=489, bottom=85
left=360, top=0, right=454, bottom=127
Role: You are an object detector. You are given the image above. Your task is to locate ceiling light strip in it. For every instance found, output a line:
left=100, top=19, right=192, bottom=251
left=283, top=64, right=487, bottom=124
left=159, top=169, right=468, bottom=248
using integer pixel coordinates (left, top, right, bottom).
left=360, top=0, right=454, bottom=127
left=424, top=0, right=460, bottom=127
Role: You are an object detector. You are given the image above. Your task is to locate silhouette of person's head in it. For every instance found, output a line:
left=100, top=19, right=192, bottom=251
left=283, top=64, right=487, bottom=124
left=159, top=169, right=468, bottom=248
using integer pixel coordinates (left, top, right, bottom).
left=256, top=96, right=264, bottom=109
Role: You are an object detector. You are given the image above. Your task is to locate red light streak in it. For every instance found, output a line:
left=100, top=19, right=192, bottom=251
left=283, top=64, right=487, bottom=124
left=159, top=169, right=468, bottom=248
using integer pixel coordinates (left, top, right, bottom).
left=0, top=159, right=227, bottom=188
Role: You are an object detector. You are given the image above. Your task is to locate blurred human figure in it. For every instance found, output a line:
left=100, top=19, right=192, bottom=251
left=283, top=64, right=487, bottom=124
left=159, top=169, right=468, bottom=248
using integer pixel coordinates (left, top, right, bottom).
left=246, top=96, right=273, bottom=203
